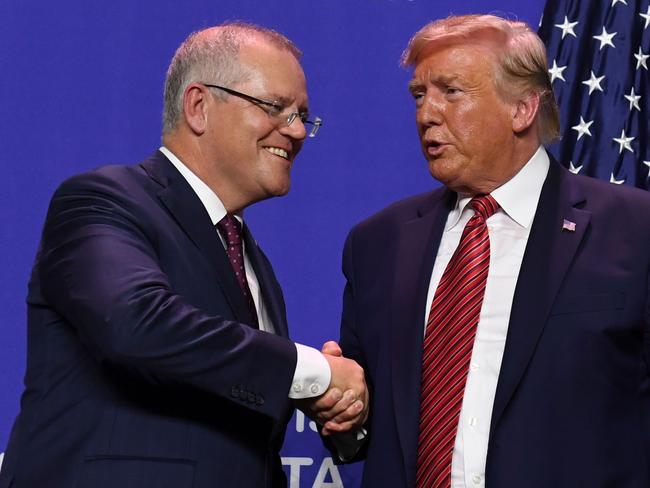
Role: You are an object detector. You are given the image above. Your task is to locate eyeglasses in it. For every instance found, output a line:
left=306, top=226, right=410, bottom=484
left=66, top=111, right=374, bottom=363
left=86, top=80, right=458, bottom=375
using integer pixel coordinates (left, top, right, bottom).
left=202, top=83, right=322, bottom=138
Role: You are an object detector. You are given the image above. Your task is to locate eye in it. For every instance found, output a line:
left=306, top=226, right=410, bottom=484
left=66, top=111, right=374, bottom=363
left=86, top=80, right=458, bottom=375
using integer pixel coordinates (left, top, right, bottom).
left=266, top=102, right=284, bottom=117
left=411, top=91, right=425, bottom=106
left=445, top=86, right=462, bottom=96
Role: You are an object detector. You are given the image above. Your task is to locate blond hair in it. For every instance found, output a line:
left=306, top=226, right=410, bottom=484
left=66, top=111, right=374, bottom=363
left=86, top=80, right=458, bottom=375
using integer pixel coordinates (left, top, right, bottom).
left=402, top=14, right=560, bottom=144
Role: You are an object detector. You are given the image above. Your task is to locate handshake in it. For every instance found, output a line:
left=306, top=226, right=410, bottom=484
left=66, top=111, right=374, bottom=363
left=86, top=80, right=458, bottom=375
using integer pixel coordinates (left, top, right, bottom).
left=297, top=341, right=369, bottom=436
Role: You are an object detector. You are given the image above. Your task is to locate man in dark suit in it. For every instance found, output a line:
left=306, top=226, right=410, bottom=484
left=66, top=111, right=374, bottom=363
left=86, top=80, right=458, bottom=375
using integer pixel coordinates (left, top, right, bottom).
left=326, top=14, right=650, bottom=487
left=0, top=22, right=367, bottom=488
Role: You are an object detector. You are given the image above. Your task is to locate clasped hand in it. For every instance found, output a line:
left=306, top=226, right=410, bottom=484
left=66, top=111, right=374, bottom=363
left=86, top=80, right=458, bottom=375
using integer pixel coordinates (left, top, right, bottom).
left=298, top=341, right=369, bottom=436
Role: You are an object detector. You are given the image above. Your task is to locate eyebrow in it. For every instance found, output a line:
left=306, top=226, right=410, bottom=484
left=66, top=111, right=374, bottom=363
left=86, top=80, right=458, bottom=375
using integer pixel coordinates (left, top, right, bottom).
left=265, top=93, right=309, bottom=112
left=407, top=80, right=424, bottom=93
left=408, top=74, right=463, bottom=93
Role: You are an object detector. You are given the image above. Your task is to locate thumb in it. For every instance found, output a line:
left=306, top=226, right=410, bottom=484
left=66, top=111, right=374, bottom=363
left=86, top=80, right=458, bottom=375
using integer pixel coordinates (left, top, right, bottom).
left=321, top=340, right=342, bottom=356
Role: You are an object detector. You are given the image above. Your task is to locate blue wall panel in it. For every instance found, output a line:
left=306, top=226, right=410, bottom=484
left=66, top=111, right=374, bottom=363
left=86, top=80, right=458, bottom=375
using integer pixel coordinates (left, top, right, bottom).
left=0, top=1, right=545, bottom=485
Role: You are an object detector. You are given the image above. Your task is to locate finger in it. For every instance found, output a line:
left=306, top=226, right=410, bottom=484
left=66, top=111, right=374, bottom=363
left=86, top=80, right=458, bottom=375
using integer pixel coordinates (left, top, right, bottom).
left=321, top=340, right=342, bottom=356
left=308, top=387, right=342, bottom=413
left=323, top=414, right=364, bottom=433
left=331, top=399, right=365, bottom=424
left=316, top=389, right=357, bottom=422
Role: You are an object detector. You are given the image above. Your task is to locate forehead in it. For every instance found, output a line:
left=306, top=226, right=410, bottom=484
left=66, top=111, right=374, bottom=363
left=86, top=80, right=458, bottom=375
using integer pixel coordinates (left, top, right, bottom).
left=411, top=40, right=499, bottom=84
left=236, top=40, right=307, bottom=102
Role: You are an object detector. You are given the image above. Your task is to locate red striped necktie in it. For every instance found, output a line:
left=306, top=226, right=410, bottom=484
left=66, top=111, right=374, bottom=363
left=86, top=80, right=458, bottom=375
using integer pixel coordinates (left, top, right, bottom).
left=416, top=194, right=499, bottom=488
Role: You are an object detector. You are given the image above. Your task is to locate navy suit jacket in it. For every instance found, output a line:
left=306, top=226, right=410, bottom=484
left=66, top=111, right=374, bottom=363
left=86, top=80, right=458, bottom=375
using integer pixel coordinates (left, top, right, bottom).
left=339, top=159, right=650, bottom=487
left=0, top=151, right=297, bottom=488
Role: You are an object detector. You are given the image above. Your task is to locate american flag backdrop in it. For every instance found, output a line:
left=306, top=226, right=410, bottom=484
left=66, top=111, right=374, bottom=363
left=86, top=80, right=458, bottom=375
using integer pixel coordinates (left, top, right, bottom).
left=538, top=0, right=650, bottom=189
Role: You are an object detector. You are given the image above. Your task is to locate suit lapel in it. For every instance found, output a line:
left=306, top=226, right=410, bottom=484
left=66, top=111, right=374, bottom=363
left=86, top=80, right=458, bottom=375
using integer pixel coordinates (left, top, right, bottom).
left=489, top=161, right=591, bottom=439
left=390, top=188, right=455, bottom=487
left=140, top=151, right=254, bottom=326
left=243, top=225, right=289, bottom=338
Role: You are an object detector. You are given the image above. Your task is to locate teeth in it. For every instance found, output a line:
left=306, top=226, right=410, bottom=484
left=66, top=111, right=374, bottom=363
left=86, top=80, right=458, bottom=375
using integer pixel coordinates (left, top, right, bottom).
left=265, top=147, right=288, bottom=159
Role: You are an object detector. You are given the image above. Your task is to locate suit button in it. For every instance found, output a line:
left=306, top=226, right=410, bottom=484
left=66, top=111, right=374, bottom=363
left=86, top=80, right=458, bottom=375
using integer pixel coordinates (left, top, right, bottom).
left=248, top=392, right=256, bottom=403
left=231, top=386, right=240, bottom=398
left=240, top=390, right=247, bottom=400
left=256, top=395, right=264, bottom=406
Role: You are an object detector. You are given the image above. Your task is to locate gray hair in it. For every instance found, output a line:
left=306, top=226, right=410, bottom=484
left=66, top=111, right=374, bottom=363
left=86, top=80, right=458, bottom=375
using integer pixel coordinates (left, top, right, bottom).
left=162, top=22, right=302, bottom=134
left=401, top=14, right=560, bottom=144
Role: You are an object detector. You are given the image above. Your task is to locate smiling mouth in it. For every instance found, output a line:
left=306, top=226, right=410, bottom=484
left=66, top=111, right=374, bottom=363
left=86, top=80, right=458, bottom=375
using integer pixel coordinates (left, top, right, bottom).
left=264, top=146, right=289, bottom=160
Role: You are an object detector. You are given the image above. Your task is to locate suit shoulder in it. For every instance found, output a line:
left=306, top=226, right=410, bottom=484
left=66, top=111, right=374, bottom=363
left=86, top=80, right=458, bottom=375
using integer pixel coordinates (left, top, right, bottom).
left=56, top=162, right=148, bottom=197
left=350, top=188, right=445, bottom=236
left=570, top=172, right=650, bottom=209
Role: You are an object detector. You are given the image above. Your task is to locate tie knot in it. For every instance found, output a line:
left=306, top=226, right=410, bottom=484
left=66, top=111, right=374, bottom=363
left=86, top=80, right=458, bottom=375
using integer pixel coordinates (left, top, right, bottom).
left=216, top=214, right=243, bottom=246
left=470, top=194, right=499, bottom=220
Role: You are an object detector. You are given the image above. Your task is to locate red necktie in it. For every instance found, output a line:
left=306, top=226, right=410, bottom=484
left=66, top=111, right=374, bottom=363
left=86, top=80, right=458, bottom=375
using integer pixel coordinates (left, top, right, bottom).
left=416, top=194, right=499, bottom=488
left=216, top=214, right=259, bottom=329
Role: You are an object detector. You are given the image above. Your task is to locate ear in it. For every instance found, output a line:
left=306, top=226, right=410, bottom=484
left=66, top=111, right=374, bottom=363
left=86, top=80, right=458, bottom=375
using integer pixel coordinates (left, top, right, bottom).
left=183, top=83, right=210, bottom=135
left=511, top=91, right=540, bottom=135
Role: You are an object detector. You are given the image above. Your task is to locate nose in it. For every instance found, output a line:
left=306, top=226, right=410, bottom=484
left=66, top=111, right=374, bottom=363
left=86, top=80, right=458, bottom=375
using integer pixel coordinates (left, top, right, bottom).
left=279, top=114, right=307, bottom=141
left=416, top=92, right=444, bottom=128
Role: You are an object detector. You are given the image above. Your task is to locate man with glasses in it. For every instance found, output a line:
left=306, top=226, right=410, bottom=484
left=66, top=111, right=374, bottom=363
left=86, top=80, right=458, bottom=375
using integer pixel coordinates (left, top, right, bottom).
left=0, top=23, right=366, bottom=488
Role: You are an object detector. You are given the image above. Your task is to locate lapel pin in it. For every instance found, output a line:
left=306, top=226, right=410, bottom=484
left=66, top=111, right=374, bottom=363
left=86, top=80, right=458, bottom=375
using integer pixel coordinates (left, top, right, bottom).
left=562, top=219, right=576, bottom=232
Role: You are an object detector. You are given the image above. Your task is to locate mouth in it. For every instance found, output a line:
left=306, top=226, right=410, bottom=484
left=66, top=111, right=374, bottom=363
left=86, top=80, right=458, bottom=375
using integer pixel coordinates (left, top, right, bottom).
left=424, top=140, right=447, bottom=157
left=264, top=146, right=289, bottom=160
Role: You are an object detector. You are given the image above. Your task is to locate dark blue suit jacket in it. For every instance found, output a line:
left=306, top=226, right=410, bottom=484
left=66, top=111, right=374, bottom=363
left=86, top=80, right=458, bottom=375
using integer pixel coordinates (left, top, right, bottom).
left=339, top=159, right=650, bottom=487
left=0, top=151, right=297, bottom=488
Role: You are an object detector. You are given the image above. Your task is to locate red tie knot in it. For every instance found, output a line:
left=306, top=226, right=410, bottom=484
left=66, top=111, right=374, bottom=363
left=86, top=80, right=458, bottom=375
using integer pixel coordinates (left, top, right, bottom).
left=470, top=194, right=499, bottom=221
left=216, top=214, right=243, bottom=246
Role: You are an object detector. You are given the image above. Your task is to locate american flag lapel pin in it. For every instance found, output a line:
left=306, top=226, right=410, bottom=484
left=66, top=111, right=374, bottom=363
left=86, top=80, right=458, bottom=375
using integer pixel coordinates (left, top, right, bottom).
left=562, top=219, right=576, bottom=232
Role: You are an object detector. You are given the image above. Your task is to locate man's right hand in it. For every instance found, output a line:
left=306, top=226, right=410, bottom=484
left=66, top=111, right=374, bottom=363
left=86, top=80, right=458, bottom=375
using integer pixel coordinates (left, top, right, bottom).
left=305, top=341, right=369, bottom=436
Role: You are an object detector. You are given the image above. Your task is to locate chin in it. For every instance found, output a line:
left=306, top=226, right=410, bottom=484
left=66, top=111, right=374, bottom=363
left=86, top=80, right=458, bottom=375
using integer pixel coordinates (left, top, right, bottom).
left=267, top=181, right=291, bottom=198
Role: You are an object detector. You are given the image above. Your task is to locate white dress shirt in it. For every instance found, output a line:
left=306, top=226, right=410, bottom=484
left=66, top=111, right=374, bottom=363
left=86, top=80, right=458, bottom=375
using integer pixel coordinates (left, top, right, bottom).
left=159, top=147, right=331, bottom=399
left=422, top=146, right=549, bottom=487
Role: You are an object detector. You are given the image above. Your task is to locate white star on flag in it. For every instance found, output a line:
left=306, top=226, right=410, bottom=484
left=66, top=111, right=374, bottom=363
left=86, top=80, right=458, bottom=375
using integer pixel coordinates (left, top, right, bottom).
left=593, top=26, right=617, bottom=50
left=571, top=116, right=594, bottom=139
left=569, top=161, right=583, bottom=174
left=540, top=0, right=649, bottom=189
left=610, top=173, right=626, bottom=184
left=635, top=46, right=649, bottom=70
left=613, top=129, right=635, bottom=153
left=582, top=71, right=605, bottom=94
left=548, top=59, right=567, bottom=82
left=624, top=87, right=641, bottom=111
left=641, top=6, right=650, bottom=29
left=554, top=16, right=578, bottom=38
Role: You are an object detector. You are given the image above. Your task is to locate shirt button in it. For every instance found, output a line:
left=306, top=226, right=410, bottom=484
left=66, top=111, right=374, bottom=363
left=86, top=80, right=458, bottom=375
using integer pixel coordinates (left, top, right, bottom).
left=310, top=384, right=321, bottom=395
left=292, top=383, right=303, bottom=393
left=469, top=417, right=478, bottom=427
left=472, top=474, right=482, bottom=484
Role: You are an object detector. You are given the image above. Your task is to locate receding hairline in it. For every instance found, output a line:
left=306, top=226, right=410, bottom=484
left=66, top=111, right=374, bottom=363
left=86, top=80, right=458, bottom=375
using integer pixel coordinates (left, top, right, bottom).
left=193, top=22, right=302, bottom=60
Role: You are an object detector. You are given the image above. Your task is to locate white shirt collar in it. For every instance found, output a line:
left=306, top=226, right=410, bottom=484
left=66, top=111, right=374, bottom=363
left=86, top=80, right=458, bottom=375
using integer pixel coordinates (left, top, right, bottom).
left=159, top=146, right=242, bottom=226
left=447, top=145, right=550, bottom=230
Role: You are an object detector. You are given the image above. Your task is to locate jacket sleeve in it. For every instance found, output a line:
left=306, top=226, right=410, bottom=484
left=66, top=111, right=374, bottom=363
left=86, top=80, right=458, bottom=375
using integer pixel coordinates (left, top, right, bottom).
left=37, top=171, right=297, bottom=421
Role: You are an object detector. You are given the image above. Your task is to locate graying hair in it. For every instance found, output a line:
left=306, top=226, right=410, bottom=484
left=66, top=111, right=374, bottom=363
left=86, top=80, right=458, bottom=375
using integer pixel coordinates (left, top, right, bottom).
left=401, top=14, right=560, bottom=144
left=162, top=22, right=302, bottom=134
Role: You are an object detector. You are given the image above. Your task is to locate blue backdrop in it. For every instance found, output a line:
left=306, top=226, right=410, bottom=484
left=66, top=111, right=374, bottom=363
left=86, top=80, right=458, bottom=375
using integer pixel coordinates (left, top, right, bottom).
left=1, top=1, right=545, bottom=485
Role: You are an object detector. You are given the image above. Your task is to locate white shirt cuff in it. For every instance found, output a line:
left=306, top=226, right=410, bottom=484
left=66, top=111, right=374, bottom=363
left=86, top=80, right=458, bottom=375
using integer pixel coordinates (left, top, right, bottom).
left=289, top=343, right=331, bottom=399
